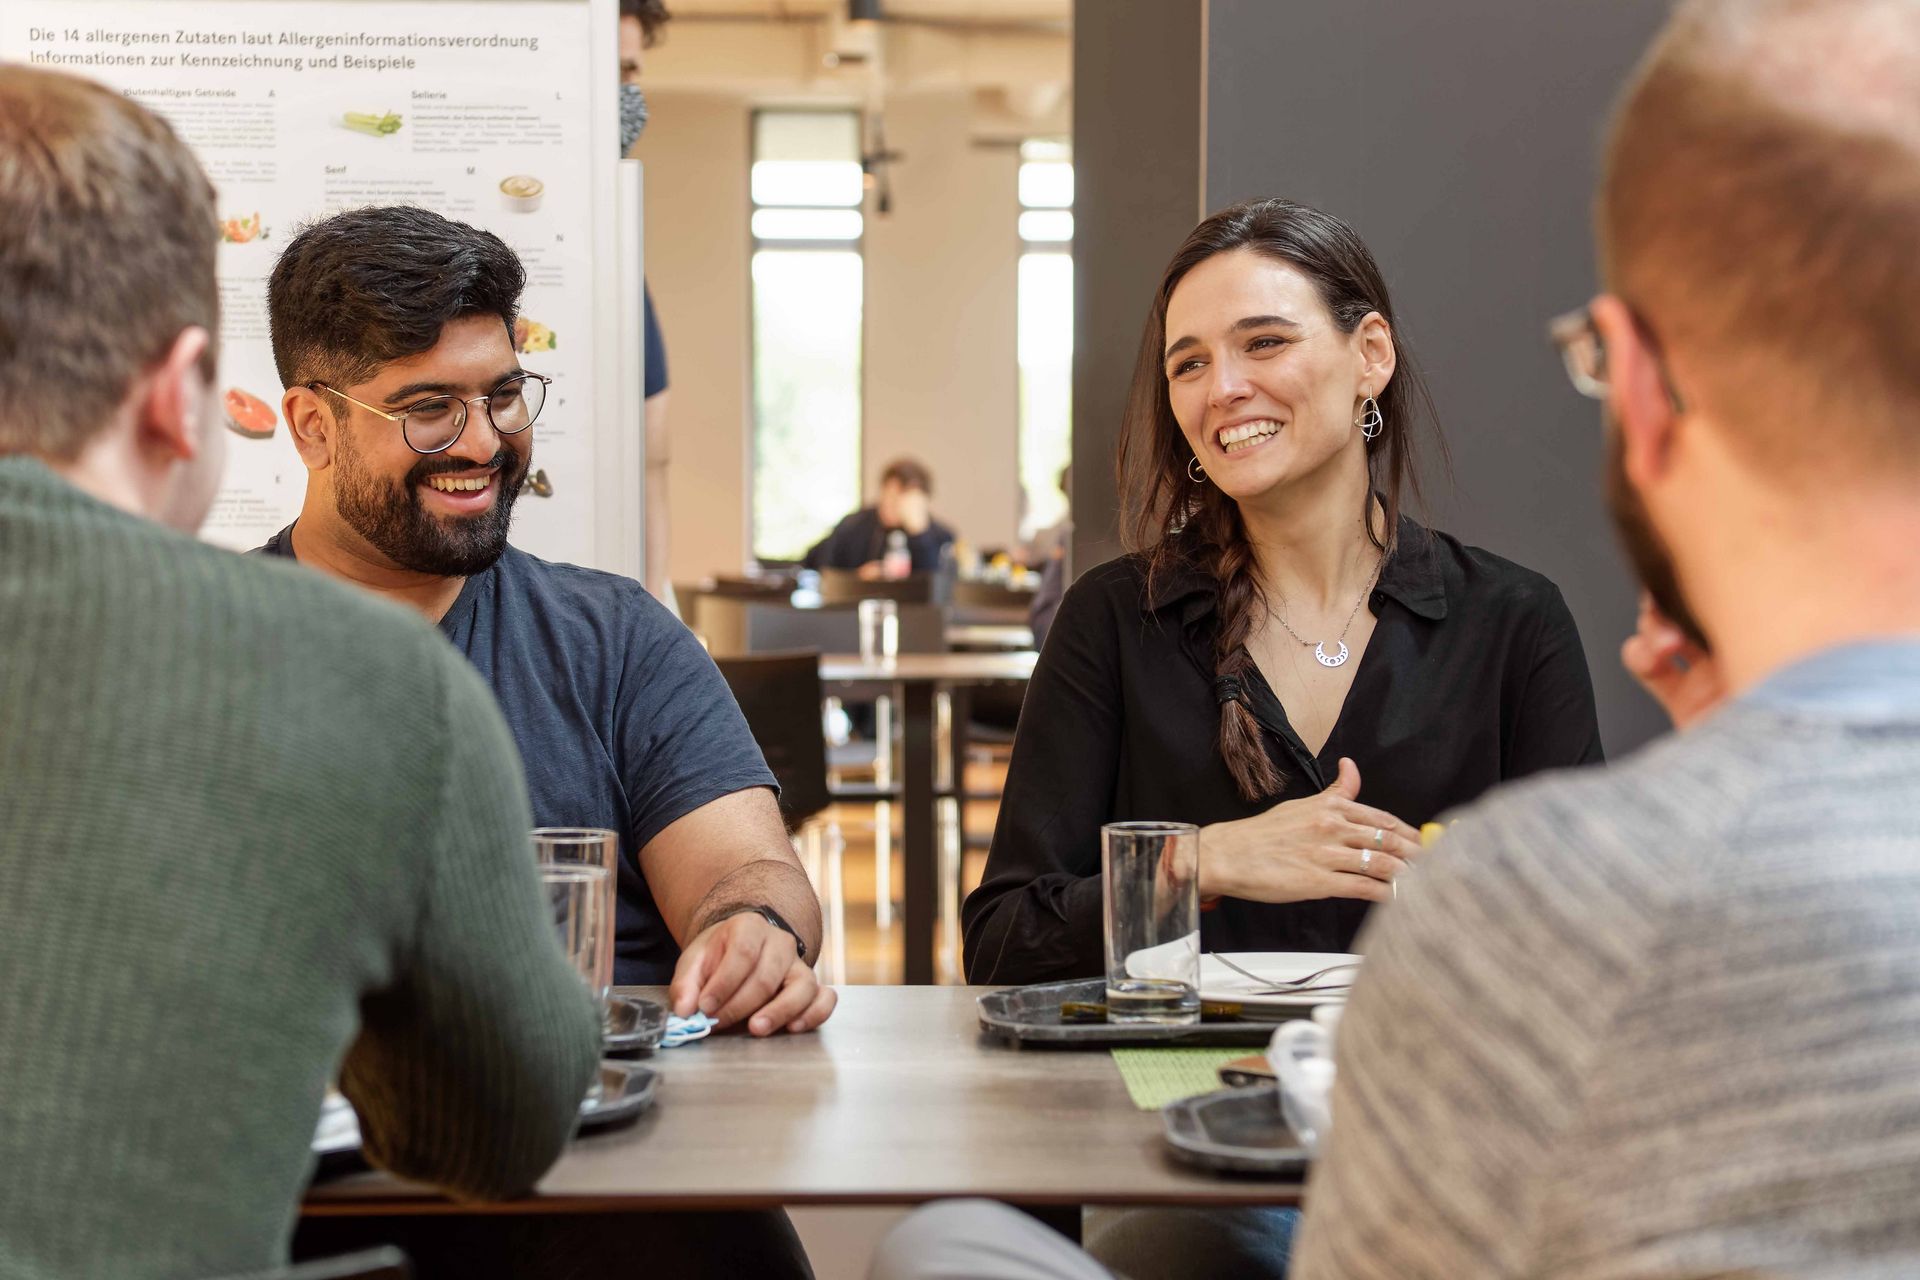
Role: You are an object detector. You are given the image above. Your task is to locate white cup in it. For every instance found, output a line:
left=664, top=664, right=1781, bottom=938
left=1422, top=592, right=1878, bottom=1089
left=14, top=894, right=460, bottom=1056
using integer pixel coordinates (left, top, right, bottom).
left=1268, top=1003, right=1342, bottom=1155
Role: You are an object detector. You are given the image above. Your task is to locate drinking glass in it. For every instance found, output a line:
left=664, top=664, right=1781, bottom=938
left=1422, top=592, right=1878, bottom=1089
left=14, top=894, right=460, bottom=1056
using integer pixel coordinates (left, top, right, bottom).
left=533, top=827, right=619, bottom=877
left=541, top=862, right=611, bottom=1107
left=541, top=862, right=614, bottom=1007
left=533, top=832, right=614, bottom=1020
left=1101, top=821, right=1201, bottom=1024
left=858, top=597, right=899, bottom=664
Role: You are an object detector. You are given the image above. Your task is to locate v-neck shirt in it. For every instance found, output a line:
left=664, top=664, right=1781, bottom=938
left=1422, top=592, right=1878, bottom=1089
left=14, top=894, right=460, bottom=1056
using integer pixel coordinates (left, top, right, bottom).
left=961, top=517, right=1604, bottom=984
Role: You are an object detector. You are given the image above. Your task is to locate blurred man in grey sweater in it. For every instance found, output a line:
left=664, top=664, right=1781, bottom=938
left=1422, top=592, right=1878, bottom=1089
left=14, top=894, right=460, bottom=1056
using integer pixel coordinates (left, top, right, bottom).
left=871, top=1, right=1920, bottom=1277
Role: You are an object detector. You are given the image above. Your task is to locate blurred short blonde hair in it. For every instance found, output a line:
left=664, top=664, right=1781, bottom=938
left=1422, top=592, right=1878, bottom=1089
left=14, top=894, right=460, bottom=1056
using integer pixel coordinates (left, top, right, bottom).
left=0, top=65, right=218, bottom=459
left=1601, top=0, right=1920, bottom=472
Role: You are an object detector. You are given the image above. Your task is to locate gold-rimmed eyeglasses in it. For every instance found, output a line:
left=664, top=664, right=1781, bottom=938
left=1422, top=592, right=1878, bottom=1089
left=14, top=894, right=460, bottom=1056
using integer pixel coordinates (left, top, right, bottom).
left=309, top=372, right=551, bottom=455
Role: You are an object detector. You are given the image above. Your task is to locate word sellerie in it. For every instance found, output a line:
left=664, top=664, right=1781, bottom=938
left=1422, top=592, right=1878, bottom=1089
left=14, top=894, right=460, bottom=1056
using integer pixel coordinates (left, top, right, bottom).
left=25, top=28, right=543, bottom=73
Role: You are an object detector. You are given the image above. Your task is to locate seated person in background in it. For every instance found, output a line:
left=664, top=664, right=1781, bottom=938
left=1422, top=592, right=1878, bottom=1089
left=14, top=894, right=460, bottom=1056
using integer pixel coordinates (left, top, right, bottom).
left=265, top=206, right=826, bottom=1279
left=1028, top=550, right=1067, bottom=649
left=875, top=2, right=1920, bottom=1278
left=802, top=456, right=955, bottom=578
left=1022, top=463, right=1074, bottom=566
left=964, top=196, right=1602, bottom=989
left=0, top=66, right=599, bottom=1280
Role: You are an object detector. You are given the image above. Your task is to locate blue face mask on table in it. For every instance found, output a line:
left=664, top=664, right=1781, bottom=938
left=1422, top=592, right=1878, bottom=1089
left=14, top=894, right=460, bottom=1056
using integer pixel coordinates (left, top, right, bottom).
left=619, top=83, right=649, bottom=154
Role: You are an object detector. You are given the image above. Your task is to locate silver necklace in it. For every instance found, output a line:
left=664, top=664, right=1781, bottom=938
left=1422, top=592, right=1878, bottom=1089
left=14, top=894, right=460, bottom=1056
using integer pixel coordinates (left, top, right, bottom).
left=1273, top=556, right=1383, bottom=669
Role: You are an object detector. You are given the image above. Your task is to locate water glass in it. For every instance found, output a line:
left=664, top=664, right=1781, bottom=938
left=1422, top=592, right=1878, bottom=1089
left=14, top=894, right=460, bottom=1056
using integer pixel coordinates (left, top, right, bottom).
left=858, top=598, right=899, bottom=663
left=540, top=862, right=610, bottom=1107
left=534, top=829, right=618, bottom=1004
left=541, top=862, right=614, bottom=1008
left=1101, top=821, right=1201, bottom=1024
left=534, top=827, right=619, bottom=877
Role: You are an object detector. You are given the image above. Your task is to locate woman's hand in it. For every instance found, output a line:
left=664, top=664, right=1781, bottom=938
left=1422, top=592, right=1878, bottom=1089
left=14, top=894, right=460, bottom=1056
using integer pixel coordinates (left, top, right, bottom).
left=1200, top=757, right=1422, bottom=905
left=1621, top=593, right=1725, bottom=730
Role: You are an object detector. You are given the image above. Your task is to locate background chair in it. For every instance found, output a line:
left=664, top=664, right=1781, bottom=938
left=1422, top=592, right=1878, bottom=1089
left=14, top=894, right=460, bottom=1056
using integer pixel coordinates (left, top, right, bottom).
left=713, top=651, right=847, bottom=982
left=949, top=578, right=1035, bottom=612
left=817, top=568, right=934, bottom=606
left=745, top=601, right=945, bottom=656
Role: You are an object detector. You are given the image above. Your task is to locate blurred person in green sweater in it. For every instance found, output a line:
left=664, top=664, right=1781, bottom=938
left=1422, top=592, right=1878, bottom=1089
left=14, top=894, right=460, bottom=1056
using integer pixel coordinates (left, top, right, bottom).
left=0, top=65, right=600, bottom=1280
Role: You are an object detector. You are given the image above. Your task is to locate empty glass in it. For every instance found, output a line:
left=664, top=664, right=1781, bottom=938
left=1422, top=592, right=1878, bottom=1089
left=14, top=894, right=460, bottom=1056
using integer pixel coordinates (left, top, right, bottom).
left=1101, top=821, right=1201, bottom=1024
left=858, top=597, right=899, bottom=664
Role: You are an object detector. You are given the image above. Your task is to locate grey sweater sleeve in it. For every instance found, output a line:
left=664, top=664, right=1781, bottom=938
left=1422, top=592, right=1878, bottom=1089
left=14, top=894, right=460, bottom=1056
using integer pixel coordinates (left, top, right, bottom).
left=1290, top=726, right=1743, bottom=1279
left=337, top=649, right=602, bottom=1202
left=1292, top=707, right=1920, bottom=1279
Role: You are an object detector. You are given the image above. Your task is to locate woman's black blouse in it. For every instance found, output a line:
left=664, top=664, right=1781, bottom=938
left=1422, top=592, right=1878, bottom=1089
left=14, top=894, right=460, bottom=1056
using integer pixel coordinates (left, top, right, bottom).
left=961, top=518, right=1604, bottom=984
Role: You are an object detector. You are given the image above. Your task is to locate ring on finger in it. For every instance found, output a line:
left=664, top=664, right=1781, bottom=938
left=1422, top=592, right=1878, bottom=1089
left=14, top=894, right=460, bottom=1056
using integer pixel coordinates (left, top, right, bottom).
left=1373, top=827, right=1385, bottom=849
left=1360, top=848, right=1374, bottom=870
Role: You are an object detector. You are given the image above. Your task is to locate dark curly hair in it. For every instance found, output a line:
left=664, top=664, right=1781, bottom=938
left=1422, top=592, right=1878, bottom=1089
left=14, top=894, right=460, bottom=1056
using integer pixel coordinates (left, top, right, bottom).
left=267, top=205, right=525, bottom=397
left=619, top=0, right=673, bottom=46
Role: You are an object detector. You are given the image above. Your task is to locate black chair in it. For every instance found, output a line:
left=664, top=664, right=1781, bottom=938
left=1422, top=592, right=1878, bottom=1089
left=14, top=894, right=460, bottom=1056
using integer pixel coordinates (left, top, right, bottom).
left=707, top=574, right=796, bottom=599
left=950, top=578, right=1037, bottom=611
left=713, top=651, right=845, bottom=980
left=713, top=651, right=831, bottom=830
left=818, top=568, right=934, bottom=605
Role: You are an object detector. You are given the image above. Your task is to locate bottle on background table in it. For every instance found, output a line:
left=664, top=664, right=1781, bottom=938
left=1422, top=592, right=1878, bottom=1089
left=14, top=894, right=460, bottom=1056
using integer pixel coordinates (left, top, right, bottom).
left=882, top=529, right=912, bottom=579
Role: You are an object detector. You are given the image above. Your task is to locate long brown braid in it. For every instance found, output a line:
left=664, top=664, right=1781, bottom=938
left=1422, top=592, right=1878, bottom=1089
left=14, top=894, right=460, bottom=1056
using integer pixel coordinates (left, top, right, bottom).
left=1115, top=199, right=1449, bottom=801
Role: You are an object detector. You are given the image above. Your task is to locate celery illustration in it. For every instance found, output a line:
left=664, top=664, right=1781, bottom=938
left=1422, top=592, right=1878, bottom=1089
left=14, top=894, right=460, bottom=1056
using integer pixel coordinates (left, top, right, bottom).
left=342, top=111, right=403, bottom=137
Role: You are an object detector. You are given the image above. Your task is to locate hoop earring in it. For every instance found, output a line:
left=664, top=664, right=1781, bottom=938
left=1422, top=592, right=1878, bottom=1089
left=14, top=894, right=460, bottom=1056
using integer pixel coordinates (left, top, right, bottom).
left=1355, top=395, right=1384, bottom=440
left=1188, top=456, right=1208, bottom=484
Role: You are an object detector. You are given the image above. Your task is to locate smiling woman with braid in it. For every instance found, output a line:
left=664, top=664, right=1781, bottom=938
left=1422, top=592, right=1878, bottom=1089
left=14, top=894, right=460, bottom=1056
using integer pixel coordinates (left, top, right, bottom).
left=963, top=199, right=1603, bottom=984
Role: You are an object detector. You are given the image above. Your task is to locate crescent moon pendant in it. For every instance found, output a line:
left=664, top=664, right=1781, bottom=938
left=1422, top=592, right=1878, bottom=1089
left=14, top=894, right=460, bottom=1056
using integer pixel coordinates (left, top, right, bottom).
left=1314, top=641, right=1351, bottom=668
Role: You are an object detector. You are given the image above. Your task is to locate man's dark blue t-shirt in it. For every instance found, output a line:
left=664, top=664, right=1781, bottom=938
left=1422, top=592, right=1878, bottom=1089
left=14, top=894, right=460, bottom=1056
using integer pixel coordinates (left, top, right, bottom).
left=259, top=526, right=777, bottom=983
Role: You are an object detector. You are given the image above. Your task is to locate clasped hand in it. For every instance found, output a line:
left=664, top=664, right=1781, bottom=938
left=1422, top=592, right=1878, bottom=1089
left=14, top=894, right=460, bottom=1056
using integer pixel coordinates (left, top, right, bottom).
left=668, top=911, right=837, bottom=1037
left=1621, top=593, right=1724, bottom=730
left=1201, top=757, right=1422, bottom=905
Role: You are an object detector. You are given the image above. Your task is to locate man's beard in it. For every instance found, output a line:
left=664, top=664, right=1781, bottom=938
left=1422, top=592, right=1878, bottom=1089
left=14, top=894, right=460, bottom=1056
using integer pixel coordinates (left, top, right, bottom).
left=335, top=431, right=528, bottom=577
left=1604, top=416, right=1710, bottom=651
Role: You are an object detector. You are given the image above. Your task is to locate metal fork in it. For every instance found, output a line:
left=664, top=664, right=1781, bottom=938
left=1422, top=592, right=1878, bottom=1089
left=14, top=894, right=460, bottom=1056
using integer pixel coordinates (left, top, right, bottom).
left=1211, top=954, right=1360, bottom=993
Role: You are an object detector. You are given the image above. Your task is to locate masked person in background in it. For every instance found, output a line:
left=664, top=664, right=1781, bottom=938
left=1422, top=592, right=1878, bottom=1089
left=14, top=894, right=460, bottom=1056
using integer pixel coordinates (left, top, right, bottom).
left=621, top=0, right=676, bottom=598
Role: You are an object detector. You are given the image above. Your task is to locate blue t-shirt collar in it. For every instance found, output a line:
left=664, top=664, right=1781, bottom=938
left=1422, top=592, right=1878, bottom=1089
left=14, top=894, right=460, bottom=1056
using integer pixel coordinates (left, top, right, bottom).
left=1744, top=639, right=1920, bottom=718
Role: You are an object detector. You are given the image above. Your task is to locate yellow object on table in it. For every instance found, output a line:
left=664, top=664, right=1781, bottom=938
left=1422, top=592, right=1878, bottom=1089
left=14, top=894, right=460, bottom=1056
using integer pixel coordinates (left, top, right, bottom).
left=1110, top=1048, right=1251, bottom=1111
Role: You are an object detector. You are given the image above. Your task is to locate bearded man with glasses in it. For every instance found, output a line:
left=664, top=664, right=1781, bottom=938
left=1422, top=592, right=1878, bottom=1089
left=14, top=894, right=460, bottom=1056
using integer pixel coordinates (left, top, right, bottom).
left=262, top=206, right=825, bottom=1278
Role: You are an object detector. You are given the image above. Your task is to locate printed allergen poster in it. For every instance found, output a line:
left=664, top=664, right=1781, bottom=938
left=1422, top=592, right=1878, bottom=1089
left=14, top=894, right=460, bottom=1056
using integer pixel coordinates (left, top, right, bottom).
left=0, top=1, right=621, bottom=569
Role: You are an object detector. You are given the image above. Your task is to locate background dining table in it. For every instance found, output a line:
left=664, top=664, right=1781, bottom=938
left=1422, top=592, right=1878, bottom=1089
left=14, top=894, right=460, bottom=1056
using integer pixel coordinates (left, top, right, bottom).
left=303, top=984, right=1304, bottom=1215
left=818, top=651, right=1039, bottom=984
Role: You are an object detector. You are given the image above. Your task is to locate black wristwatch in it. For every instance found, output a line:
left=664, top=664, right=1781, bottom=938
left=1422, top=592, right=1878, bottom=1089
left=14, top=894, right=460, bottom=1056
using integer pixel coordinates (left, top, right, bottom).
left=732, top=904, right=807, bottom=961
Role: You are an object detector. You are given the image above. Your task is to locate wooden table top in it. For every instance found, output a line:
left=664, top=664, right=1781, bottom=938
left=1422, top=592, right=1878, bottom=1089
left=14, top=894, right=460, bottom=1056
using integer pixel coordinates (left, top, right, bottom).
left=305, top=985, right=1301, bottom=1213
left=817, top=651, right=1038, bottom=684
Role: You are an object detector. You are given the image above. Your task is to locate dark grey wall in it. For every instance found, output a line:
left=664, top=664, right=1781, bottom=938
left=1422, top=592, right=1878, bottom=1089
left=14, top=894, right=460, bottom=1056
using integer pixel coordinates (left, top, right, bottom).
left=1203, top=0, right=1672, bottom=754
left=1069, top=0, right=1205, bottom=575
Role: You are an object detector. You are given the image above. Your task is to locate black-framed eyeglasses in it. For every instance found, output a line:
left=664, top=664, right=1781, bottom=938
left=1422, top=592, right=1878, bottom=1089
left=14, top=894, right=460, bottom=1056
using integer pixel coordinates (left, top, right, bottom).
left=309, top=372, right=551, bottom=455
left=1547, top=303, right=1686, bottom=415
